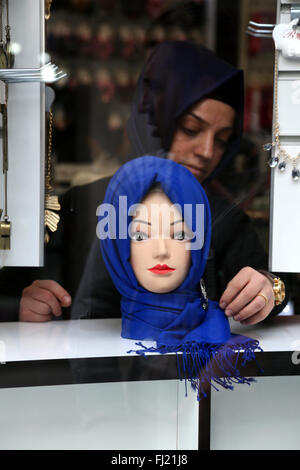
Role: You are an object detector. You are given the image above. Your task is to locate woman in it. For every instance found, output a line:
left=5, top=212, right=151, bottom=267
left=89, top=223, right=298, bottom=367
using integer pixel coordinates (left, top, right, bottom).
left=18, top=41, right=287, bottom=323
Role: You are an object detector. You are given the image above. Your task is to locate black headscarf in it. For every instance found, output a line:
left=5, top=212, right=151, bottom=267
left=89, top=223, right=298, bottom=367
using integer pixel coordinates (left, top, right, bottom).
left=127, top=41, right=244, bottom=181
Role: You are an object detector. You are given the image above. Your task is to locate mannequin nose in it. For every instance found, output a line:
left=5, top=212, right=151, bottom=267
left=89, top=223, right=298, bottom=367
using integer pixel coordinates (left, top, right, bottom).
left=153, top=237, right=170, bottom=259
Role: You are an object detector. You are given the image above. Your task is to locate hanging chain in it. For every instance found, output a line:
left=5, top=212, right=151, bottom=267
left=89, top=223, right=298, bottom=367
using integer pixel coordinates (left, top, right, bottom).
left=0, top=0, right=3, bottom=45
left=46, top=110, right=53, bottom=192
left=44, top=109, right=61, bottom=243
left=3, top=82, right=7, bottom=220
left=5, top=0, right=9, bottom=41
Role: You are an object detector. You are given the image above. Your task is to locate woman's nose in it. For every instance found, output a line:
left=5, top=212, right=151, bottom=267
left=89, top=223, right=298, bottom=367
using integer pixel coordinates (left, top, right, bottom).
left=194, top=132, right=214, bottom=160
left=152, top=237, right=170, bottom=259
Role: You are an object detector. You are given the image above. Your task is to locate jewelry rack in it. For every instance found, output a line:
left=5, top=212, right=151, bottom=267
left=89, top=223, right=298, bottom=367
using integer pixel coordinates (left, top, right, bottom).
left=268, top=0, right=300, bottom=272
left=0, top=63, right=66, bottom=83
left=0, top=0, right=47, bottom=266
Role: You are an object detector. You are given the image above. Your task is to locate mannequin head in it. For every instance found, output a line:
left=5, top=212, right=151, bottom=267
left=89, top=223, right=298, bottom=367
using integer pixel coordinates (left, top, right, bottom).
left=130, top=186, right=192, bottom=293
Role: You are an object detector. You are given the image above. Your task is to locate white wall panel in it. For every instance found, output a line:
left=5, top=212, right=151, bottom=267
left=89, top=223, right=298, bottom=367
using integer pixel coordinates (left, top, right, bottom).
left=0, top=0, right=45, bottom=267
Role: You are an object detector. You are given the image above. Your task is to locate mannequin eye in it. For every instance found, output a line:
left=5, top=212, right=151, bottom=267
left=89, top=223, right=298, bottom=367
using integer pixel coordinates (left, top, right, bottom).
left=131, top=231, right=149, bottom=241
left=173, top=230, right=191, bottom=241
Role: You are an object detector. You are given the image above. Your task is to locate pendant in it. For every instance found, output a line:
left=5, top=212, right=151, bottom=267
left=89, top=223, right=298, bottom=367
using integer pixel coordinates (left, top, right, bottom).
left=263, top=143, right=279, bottom=168
left=263, top=143, right=273, bottom=152
left=292, top=168, right=300, bottom=181
left=278, top=161, right=286, bottom=172
left=269, top=155, right=279, bottom=168
left=44, top=194, right=61, bottom=243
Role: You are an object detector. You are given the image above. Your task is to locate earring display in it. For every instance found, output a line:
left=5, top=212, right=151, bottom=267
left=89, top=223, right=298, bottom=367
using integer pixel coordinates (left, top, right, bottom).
left=0, top=0, right=13, bottom=250
left=264, top=20, right=300, bottom=181
left=0, top=84, right=10, bottom=249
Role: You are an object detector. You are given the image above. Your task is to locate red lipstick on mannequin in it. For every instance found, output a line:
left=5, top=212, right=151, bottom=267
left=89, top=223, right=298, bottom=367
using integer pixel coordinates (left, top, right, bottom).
left=148, top=264, right=175, bottom=274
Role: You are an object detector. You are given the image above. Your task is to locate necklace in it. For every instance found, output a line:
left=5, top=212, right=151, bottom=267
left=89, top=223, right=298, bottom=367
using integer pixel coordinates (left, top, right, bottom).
left=264, top=36, right=300, bottom=180
left=44, top=109, right=61, bottom=244
left=0, top=0, right=12, bottom=250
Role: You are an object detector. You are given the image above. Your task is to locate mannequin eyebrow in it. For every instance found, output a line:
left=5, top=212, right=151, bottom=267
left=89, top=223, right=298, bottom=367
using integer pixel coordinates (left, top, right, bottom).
left=171, top=219, right=184, bottom=226
left=133, top=219, right=151, bottom=226
left=133, top=219, right=183, bottom=226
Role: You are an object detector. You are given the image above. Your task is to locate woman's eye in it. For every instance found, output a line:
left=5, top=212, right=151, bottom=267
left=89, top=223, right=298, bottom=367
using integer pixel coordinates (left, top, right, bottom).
left=182, top=127, right=198, bottom=137
left=216, top=138, right=227, bottom=148
left=131, top=231, right=149, bottom=241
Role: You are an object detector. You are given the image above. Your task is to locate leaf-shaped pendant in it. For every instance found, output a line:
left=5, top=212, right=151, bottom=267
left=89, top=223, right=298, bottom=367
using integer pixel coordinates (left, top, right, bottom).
left=46, top=194, right=61, bottom=211
left=44, top=194, right=61, bottom=243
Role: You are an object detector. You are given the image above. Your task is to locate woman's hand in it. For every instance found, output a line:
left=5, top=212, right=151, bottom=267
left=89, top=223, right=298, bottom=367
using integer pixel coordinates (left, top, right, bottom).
left=19, top=280, right=72, bottom=322
left=219, top=267, right=275, bottom=325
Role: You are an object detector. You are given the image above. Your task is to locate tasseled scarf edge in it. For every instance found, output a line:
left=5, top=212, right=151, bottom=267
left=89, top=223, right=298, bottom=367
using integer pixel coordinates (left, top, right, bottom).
left=127, top=338, right=263, bottom=401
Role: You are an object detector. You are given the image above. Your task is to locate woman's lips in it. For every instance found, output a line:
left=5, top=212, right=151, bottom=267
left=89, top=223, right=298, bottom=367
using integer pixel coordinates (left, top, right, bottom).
left=182, top=163, right=204, bottom=178
left=148, top=264, right=176, bottom=274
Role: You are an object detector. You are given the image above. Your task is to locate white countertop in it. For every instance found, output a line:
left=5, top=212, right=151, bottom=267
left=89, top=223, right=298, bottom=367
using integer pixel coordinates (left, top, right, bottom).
left=0, top=315, right=299, bottom=363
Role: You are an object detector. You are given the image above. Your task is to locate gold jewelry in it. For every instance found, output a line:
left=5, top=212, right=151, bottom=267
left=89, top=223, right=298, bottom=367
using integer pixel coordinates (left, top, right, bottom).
left=259, top=270, right=286, bottom=306
left=264, top=49, right=300, bottom=180
left=45, top=0, right=53, bottom=21
left=44, top=109, right=60, bottom=244
left=256, top=292, right=268, bottom=306
left=0, top=0, right=12, bottom=249
left=4, top=0, right=13, bottom=68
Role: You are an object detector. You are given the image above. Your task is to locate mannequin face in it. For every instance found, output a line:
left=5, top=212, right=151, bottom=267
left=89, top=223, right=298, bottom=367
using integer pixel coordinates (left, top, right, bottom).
left=169, top=98, right=236, bottom=182
left=130, top=191, right=192, bottom=293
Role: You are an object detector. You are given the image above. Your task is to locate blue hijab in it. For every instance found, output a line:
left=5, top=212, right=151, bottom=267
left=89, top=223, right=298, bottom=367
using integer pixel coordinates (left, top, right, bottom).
left=99, top=156, right=260, bottom=399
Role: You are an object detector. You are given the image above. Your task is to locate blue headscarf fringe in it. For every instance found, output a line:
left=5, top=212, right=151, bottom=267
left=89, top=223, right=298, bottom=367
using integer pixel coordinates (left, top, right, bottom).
left=127, top=338, right=263, bottom=401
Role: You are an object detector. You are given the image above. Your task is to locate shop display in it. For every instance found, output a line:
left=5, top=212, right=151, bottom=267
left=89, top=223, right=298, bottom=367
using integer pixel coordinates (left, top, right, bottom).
left=93, top=23, right=115, bottom=60
left=94, top=66, right=115, bottom=103
left=0, top=85, right=9, bottom=250
left=272, top=17, right=300, bottom=58
left=99, top=156, right=261, bottom=400
left=0, top=0, right=13, bottom=250
left=264, top=19, right=300, bottom=180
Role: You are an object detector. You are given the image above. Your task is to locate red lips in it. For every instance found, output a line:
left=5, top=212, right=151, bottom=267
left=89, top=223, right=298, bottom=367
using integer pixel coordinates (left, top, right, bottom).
left=148, top=264, right=175, bottom=274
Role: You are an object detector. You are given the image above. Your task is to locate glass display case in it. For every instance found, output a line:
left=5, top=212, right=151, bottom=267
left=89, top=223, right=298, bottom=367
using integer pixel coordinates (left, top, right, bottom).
left=0, top=0, right=300, bottom=453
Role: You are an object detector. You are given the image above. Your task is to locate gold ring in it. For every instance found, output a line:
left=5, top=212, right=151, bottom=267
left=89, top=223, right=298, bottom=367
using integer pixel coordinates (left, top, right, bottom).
left=256, top=292, right=268, bottom=306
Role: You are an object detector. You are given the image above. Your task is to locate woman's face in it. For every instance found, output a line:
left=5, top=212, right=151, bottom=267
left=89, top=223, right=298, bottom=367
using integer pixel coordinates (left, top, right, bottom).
left=169, top=98, right=236, bottom=182
left=130, top=191, right=192, bottom=293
